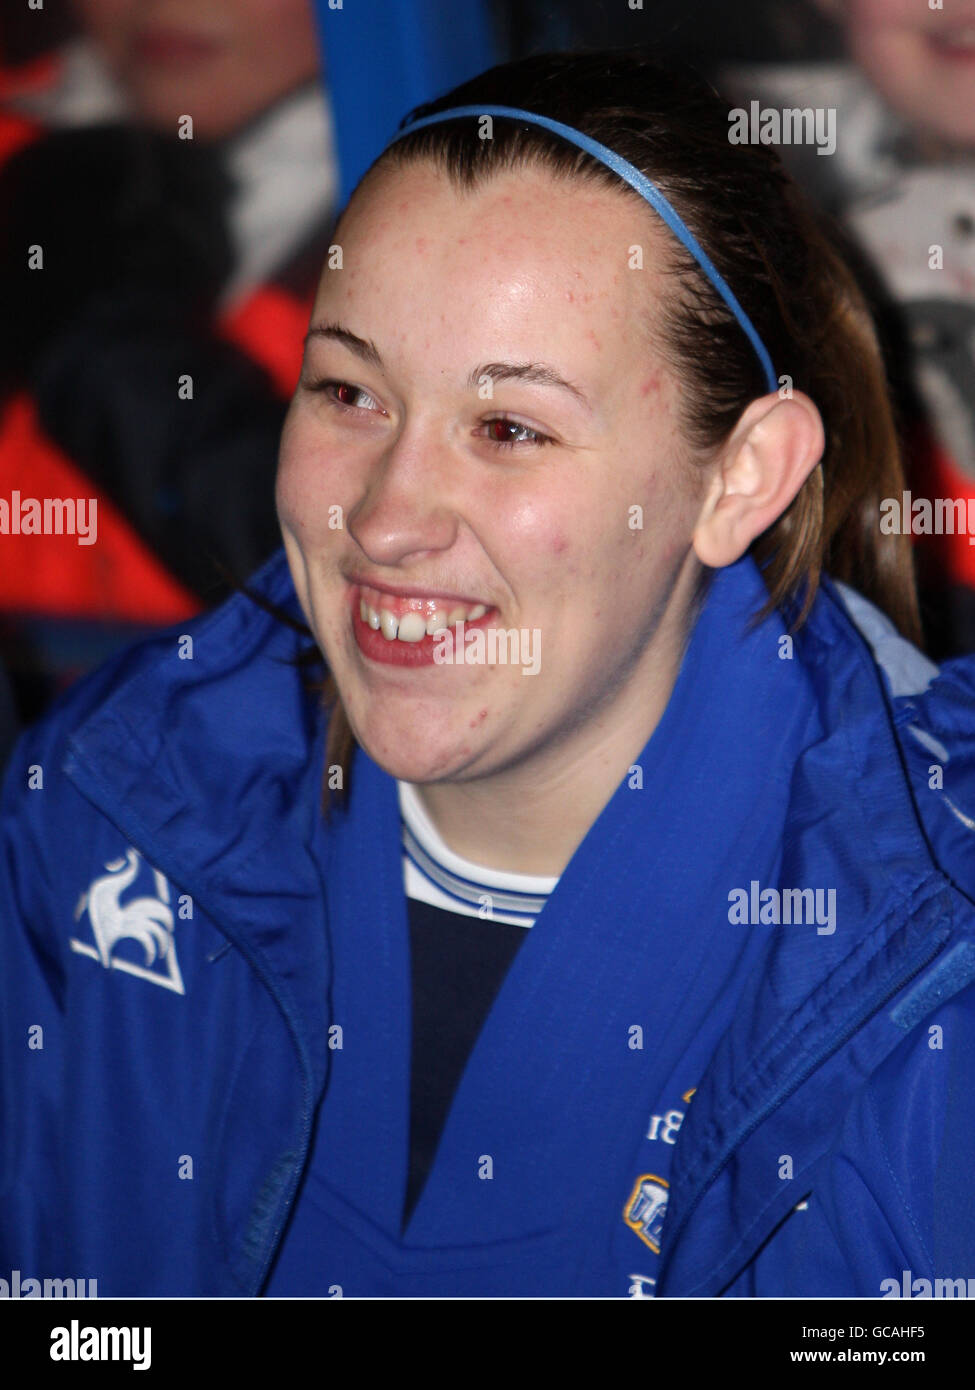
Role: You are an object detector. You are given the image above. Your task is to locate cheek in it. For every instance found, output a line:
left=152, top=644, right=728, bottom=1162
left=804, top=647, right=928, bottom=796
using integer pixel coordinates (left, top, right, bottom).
left=275, top=413, right=341, bottom=542
left=237, top=0, right=321, bottom=74
left=75, top=0, right=136, bottom=64
left=846, top=5, right=930, bottom=75
left=499, top=496, right=583, bottom=582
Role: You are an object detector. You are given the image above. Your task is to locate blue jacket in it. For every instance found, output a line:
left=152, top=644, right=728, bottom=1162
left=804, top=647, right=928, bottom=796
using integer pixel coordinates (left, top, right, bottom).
left=2, top=547, right=975, bottom=1298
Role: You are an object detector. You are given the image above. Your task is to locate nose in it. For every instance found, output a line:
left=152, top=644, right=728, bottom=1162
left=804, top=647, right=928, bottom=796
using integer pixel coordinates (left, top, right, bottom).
left=347, top=422, right=459, bottom=568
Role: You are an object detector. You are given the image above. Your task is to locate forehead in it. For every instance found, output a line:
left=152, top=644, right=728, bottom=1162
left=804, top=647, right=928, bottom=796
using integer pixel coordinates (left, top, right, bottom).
left=318, top=160, right=667, bottom=375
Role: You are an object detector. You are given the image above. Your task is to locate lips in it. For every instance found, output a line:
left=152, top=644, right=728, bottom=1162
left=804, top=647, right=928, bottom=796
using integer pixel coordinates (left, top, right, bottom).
left=348, top=583, right=496, bottom=667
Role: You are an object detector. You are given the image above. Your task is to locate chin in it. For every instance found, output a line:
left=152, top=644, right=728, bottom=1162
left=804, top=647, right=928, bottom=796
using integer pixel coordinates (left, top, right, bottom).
left=358, top=735, right=480, bottom=786
left=338, top=699, right=475, bottom=783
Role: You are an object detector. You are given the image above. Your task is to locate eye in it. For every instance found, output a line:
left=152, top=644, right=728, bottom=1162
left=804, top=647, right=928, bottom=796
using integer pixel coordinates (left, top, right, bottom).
left=480, top=416, right=554, bottom=450
left=305, top=378, right=384, bottom=414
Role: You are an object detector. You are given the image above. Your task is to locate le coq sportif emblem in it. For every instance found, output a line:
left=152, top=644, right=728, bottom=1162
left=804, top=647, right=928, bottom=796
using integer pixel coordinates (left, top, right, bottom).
left=70, top=847, right=184, bottom=994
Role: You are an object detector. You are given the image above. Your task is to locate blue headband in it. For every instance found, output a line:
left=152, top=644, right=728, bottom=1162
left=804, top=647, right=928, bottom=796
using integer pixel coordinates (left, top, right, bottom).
left=390, top=104, right=778, bottom=394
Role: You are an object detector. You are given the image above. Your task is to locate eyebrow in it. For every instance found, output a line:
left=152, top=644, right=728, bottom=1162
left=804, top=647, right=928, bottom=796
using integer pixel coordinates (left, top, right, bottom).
left=305, top=321, right=383, bottom=369
left=305, top=321, right=594, bottom=414
left=466, top=362, right=593, bottom=413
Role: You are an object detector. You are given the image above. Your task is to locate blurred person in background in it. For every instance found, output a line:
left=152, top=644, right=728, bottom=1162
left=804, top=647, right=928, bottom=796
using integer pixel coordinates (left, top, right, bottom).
left=0, top=0, right=495, bottom=720
left=0, top=0, right=333, bottom=717
left=728, top=0, right=975, bottom=657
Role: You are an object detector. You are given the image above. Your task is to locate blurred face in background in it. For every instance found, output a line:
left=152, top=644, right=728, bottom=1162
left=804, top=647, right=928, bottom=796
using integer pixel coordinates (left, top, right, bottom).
left=73, top=0, right=321, bottom=139
left=827, top=0, right=975, bottom=147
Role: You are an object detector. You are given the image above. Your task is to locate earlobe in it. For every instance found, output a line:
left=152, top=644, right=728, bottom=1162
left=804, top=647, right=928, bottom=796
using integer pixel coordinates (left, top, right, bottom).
left=692, top=392, right=825, bottom=569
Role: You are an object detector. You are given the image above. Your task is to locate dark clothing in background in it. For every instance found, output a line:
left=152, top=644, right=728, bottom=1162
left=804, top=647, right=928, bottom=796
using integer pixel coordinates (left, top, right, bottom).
left=0, top=126, right=291, bottom=600
left=0, top=664, right=17, bottom=776
left=0, top=103, right=331, bottom=719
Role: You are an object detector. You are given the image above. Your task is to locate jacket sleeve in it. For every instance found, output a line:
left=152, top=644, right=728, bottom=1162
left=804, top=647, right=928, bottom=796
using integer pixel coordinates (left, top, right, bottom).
left=0, top=644, right=165, bottom=1272
left=825, top=985, right=975, bottom=1295
left=742, top=981, right=975, bottom=1298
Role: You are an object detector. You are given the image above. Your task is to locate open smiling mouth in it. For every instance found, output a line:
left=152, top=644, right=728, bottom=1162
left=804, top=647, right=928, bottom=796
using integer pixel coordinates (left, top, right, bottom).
left=349, top=584, right=498, bottom=668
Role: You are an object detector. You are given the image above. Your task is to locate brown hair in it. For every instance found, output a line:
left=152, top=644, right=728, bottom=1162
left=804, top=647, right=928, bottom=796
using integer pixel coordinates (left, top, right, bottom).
left=316, top=47, right=920, bottom=810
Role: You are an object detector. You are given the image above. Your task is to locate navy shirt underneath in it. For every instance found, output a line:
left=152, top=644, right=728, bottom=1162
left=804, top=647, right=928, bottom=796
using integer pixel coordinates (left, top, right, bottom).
left=264, top=893, right=528, bottom=1292
left=402, top=897, right=528, bottom=1231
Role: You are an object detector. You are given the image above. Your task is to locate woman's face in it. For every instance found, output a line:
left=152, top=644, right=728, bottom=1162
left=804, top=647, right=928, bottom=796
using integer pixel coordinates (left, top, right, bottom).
left=277, top=160, right=710, bottom=787
left=73, top=0, right=320, bottom=139
left=837, top=0, right=975, bottom=147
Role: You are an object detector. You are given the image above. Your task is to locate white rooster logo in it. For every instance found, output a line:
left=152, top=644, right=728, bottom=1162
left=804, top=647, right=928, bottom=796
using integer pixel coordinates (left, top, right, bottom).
left=70, top=847, right=184, bottom=993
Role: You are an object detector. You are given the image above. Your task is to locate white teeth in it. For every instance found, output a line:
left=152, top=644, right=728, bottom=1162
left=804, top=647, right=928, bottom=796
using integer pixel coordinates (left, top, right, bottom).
left=360, top=593, right=492, bottom=642
left=396, top=612, right=427, bottom=643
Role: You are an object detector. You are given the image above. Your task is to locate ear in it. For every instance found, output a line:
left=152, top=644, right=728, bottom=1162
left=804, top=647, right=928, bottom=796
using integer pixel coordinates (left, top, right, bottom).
left=692, top=392, right=825, bottom=569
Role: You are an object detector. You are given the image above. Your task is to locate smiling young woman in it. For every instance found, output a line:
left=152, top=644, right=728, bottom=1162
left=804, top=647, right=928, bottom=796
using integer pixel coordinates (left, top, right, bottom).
left=2, top=49, right=975, bottom=1301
